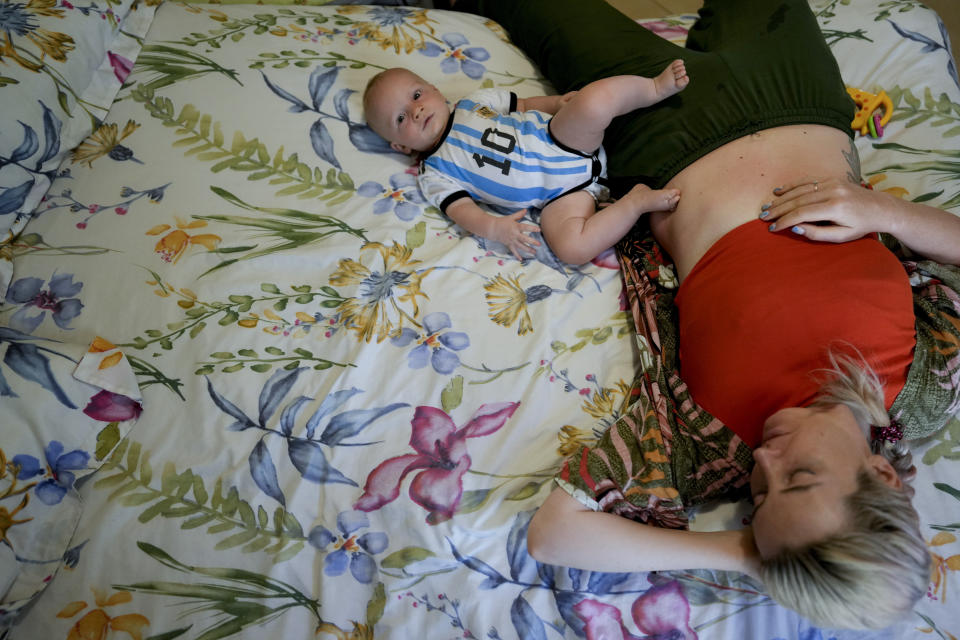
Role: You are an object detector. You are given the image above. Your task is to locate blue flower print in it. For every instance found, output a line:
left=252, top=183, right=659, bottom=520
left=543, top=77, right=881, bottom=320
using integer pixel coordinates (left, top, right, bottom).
left=13, top=441, right=90, bottom=506
left=5, top=272, right=83, bottom=334
left=357, top=172, right=426, bottom=221
left=368, top=6, right=414, bottom=28
left=420, top=33, right=490, bottom=80
left=391, top=311, right=469, bottom=375
left=308, top=510, right=388, bottom=584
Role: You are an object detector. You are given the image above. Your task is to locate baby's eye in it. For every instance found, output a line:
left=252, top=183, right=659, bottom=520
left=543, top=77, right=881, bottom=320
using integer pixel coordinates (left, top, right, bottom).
left=397, top=113, right=405, bottom=124
left=414, top=90, right=422, bottom=100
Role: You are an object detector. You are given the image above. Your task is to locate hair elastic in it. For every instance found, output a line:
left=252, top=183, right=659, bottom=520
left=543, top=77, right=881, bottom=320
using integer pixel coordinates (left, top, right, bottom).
left=871, top=419, right=904, bottom=444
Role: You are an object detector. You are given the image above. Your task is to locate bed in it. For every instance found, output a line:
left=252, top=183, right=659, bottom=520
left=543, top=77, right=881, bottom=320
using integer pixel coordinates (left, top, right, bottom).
left=3, top=0, right=960, bottom=638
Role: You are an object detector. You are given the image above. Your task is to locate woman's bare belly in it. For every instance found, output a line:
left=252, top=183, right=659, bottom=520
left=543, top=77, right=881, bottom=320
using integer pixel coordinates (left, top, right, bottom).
left=649, top=124, right=855, bottom=280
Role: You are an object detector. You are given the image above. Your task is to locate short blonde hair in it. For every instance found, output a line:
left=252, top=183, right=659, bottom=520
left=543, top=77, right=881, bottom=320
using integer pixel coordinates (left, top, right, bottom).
left=362, top=69, right=391, bottom=116
left=760, top=350, right=930, bottom=629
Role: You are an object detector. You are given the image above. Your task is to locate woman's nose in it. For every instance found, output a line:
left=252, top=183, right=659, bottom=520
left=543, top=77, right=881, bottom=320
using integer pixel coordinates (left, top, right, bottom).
left=752, top=446, right=779, bottom=475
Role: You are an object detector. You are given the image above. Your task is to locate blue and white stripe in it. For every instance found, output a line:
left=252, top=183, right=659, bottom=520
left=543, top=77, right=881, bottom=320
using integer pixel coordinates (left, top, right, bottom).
left=418, top=89, right=603, bottom=212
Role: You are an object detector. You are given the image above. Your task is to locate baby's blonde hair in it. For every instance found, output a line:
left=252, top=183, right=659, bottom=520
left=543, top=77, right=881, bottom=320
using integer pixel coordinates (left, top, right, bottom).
left=362, top=69, right=391, bottom=116
left=760, top=349, right=930, bottom=629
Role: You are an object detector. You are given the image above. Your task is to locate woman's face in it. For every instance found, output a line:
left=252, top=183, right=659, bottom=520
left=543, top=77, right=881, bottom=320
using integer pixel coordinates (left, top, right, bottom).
left=749, top=404, right=899, bottom=558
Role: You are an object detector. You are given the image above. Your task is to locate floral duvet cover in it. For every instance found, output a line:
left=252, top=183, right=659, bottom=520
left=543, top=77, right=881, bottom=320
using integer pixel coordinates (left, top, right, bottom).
left=3, top=1, right=960, bottom=638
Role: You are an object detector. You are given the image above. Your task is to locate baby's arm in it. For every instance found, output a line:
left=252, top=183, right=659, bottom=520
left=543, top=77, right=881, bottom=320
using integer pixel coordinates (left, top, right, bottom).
left=446, top=197, right=541, bottom=260
left=516, top=92, right=577, bottom=115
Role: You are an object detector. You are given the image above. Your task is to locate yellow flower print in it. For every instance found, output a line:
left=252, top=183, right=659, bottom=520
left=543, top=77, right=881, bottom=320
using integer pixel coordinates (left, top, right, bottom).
left=866, top=173, right=910, bottom=199
left=483, top=19, right=510, bottom=42
left=0, top=0, right=74, bottom=72
left=483, top=274, right=553, bottom=336
left=557, top=425, right=595, bottom=458
left=71, top=120, right=142, bottom=168
left=1, top=448, right=37, bottom=546
left=330, top=241, right=431, bottom=343
left=316, top=620, right=373, bottom=640
left=0, top=494, right=31, bottom=546
left=145, top=218, right=221, bottom=264
left=581, top=380, right=633, bottom=421
left=56, top=588, right=149, bottom=640
left=352, top=7, right=437, bottom=54
left=928, top=531, right=960, bottom=603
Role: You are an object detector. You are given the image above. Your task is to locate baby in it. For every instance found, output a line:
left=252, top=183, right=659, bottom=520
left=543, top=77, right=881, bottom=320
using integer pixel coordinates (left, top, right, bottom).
left=363, top=61, right=688, bottom=263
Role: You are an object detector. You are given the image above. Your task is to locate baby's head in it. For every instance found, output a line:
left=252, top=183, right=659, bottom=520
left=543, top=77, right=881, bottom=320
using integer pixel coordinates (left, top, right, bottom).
left=363, top=68, right=450, bottom=154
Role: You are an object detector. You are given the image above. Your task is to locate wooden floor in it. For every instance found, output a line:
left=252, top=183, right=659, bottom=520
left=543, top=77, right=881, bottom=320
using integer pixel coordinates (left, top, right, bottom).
left=608, top=0, right=960, bottom=66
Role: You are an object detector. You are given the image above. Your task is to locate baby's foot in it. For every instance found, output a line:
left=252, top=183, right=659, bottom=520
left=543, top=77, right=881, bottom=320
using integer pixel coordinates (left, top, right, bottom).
left=623, top=184, right=680, bottom=213
left=654, top=59, right=689, bottom=100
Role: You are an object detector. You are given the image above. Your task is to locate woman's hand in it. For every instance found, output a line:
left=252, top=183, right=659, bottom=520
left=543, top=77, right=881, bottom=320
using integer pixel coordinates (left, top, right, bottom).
left=490, top=209, right=541, bottom=260
left=760, top=178, right=890, bottom=242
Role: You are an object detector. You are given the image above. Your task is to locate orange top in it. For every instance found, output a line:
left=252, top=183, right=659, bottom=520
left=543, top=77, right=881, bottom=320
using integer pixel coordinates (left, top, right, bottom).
left=674, top=220, right=916, bottom=449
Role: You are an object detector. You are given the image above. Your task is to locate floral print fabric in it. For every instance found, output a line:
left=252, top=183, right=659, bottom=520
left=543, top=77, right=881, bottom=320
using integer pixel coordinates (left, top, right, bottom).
left=4, top=2, right=960, bottom=639
left=0, top=0, right=157, bottom=296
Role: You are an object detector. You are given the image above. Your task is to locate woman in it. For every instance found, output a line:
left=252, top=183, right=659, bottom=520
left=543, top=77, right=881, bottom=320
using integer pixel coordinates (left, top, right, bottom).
left=451, top=0, right=960, bottom=630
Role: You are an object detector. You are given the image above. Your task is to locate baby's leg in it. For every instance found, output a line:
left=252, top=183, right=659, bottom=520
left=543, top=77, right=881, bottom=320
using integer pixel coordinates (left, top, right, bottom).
left=542, top=185, right=680, bottom=265
left=550, top=60, right=689, bottom=155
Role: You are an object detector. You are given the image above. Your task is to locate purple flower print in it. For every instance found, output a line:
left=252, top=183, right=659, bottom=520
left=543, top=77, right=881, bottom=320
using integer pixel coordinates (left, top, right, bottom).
left=420, top=33, right=490, bottom=80
left=13, top=441, right=90, bottom=506
left=354, top=402, right=520, bottom=523
left=391, top=312, right=469, bottom=375
left=5, top=273, right=83, bottom=334
left=573, top=580, right=697, bottom=640
left=357, top=173, right=426, bottom=221
left=308, top=510, right=389, bottom=584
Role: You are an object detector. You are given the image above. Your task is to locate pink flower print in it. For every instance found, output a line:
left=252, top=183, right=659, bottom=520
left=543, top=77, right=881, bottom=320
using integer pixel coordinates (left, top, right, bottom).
left=591, top=248, right=620, bottom=270
left=354, top=402, right=520, bottom=523
left=83, top=390, right=143, bottom=422
left=573, top=581, right=697, bottom=640
left=631, top=581, right=696, bottom=639
left=574, top=599, right=638, bottom=640
left=107, top=52, right=133, bottom=83
left=640, top=20, right=690, bottom=44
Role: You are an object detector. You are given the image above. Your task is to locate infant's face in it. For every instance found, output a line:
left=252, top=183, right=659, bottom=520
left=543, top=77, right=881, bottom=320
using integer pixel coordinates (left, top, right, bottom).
left=366, top=69, right=449, bottom=154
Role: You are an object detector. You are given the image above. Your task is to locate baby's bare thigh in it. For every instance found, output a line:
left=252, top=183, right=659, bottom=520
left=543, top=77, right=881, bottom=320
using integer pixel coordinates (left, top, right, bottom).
left=540, top=191, right=597, bottom=236
left=550, top=106, right=605, bottom=155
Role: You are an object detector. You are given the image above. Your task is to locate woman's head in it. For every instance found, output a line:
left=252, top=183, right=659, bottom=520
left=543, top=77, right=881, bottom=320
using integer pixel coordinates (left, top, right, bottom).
left=751, top=351, right=930, bottom=629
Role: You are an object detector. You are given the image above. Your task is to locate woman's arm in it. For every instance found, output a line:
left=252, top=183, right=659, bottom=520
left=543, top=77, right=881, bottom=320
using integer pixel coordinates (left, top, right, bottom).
left=527, top=488, right=761, bottom=575
left=763, top=178, right=960, bottom=265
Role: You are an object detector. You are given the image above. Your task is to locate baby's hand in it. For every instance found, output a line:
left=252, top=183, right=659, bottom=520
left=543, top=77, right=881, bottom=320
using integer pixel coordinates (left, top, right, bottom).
left=558, top=91, right=578, bottom=108
left=620, top=184, right=680, bottom=214
left=490, top=209, right=541, bottom=260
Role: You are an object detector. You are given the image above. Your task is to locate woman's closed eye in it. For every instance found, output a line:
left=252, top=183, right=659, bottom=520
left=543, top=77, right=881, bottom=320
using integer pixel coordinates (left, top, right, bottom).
left=788, top=468, right=815, bottom=483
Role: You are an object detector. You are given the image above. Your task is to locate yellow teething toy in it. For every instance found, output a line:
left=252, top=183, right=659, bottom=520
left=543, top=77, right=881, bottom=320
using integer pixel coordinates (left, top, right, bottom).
left=846, top=86, right=893, bottom=137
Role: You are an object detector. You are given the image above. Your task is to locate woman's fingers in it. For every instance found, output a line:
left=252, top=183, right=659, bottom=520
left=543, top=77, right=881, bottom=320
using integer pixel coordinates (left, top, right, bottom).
left=761, top=190, right=829, bottom=222
left=784, top=223, right=860, bottom=243
left=772, top=178, right=827, bottom=200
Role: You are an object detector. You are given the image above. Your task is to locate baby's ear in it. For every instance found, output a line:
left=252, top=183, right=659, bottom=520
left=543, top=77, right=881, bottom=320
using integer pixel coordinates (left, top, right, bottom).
left=391, top=141, right=412, bottom=154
